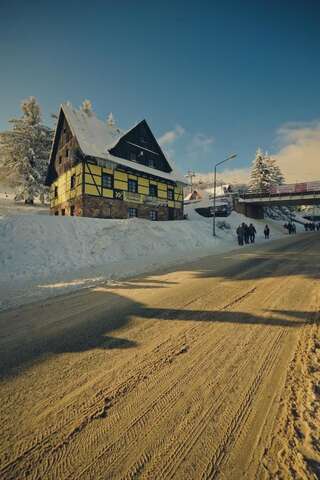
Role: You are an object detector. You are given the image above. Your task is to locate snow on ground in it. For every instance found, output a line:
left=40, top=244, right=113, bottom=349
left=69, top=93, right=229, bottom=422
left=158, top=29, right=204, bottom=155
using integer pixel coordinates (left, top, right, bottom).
left=0, top=198, right=307, bottom=311
left=0, top=184, right=49, bottom=216
left=0, top=198, right=49, bottom=216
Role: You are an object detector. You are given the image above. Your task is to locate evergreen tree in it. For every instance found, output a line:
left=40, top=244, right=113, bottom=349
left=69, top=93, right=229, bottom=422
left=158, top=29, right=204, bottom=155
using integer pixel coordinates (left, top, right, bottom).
left=265, top=153, right=285, bottom=186
left=248, top=148, right=273, bottom=192
left=81, top=99, right=93, bottom=116
left=107, top=112, right=115, bottom=126
left=0, top=97, right=53, bottom=202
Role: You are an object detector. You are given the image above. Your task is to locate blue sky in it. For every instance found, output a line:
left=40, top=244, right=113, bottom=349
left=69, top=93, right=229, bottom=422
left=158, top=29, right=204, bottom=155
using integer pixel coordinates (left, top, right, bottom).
left=1, top=0, right=319, bottom=182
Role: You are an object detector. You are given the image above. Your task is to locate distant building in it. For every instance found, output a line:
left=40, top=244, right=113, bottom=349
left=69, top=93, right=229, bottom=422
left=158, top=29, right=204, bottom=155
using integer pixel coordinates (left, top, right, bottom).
left=45, top=103, right=186, bottom=220
left=184, top=189, right=203, bottom=203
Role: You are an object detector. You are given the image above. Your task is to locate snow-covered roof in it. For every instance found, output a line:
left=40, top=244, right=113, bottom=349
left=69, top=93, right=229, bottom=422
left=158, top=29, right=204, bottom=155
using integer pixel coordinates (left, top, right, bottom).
left=184, top=190, right=203, bottom=202
left=59, top=103, right=186, bottom=184
left=62, top=103, right=123, bottom=155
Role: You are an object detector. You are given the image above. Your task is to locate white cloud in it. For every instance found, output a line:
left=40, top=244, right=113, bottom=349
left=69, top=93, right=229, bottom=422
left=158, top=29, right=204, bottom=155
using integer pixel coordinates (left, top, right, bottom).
left=188, top=133, right=215, bottom=154
left=274, top=121, right=320, bottom=182
left=158, top=125, right=185, bottom=146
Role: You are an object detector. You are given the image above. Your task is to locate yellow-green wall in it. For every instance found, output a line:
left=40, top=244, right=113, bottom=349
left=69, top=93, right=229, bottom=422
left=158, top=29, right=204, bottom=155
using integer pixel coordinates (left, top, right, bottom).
left=51, top=162, right=183, bottom=210
left=84, top=163, right=183, bottom=208
left=50, top=163, right=82, bottom=208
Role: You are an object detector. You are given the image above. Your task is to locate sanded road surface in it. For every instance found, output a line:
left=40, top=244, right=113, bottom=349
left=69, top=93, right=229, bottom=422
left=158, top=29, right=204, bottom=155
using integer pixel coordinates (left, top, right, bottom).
left=0, top=234, right=319, bottom=479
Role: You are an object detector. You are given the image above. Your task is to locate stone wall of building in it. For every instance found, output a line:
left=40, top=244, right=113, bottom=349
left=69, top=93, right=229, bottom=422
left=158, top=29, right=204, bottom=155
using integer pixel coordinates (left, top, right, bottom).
left=51, top=194, right=184, bottom=221
left=82, top=195, right=183, bottom=220
left=51, top=197, right=84, bottom=217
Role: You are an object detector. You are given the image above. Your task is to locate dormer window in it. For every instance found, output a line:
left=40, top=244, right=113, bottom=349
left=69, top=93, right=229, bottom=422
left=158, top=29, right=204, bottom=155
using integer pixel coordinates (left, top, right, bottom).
left=137, top=151, right=144, bottom=163
left=129, top=151, right=136, bottom=162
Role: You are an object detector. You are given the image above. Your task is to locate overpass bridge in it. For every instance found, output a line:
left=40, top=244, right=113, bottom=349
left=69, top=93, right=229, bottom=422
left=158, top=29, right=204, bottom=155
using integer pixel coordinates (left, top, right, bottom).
left=234, top=181, right=320, bottom=219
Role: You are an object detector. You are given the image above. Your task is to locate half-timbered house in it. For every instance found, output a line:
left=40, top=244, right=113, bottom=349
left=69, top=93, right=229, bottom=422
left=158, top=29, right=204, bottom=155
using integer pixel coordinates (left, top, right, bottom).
left=45, top=103, right=186, bottom=220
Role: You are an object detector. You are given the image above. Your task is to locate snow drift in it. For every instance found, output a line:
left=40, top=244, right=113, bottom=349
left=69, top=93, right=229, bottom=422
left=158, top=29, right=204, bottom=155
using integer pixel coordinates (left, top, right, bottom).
left=0, top=207, right=295, bottom=310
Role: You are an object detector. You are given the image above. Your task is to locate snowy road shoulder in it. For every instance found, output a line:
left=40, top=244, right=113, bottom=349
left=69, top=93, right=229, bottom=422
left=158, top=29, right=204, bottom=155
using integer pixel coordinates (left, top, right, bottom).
left=0, top=208, right=306, bottom=311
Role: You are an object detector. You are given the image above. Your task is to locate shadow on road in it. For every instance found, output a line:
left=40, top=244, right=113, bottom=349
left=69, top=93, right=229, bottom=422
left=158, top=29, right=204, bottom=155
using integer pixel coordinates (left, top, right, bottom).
left=173, top=234, right=320, bottom=282
left=1, top=234, right=319, bottom=380
left=0, top=283, right=317, bottom=380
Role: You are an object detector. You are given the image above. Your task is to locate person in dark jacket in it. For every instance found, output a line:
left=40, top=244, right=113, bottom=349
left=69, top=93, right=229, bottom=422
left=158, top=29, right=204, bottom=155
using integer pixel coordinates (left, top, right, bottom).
left=236, top=224, right=244, bottom=245
left=248, top=223, right=256, bottom=243
left=242, top=223, right=250, bottom=244
left=264, top=225, right=270, bottom=239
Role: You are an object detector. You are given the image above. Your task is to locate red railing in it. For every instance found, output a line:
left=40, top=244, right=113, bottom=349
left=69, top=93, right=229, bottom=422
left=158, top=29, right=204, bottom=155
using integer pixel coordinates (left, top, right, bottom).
left=270, top=181, right=320, bottom=194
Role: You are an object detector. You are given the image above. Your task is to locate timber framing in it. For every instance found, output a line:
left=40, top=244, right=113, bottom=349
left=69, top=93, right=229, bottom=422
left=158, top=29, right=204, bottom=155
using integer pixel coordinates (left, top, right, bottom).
left=46, top=103, right=186, bottom=220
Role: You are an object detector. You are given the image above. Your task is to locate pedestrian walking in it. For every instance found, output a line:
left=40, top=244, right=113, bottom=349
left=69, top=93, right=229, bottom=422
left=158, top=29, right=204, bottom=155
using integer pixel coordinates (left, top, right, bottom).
left=248, top=223, right=256, bottom=243
left=242, top=223, right=250, bottom=244
left=236, top=224, right=244, bottom=246
left=264, top=224, right=270, bottom=239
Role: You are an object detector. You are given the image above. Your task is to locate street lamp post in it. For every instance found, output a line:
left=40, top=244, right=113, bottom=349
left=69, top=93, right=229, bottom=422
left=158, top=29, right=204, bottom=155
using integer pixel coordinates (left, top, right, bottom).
left=212, top=154, right=237, bottom=236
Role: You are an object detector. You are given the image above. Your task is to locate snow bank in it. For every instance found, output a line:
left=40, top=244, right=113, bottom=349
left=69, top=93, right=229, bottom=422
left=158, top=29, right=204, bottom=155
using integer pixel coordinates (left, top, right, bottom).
left=0, top=207, right=300, bottom=311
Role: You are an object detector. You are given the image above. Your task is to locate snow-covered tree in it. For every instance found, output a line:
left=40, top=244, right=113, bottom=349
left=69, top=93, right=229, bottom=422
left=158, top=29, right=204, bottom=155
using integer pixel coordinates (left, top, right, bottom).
left=265, top=153, right=285, bottom=186
left=81, top=99, right=93, bottom=116
left=248, top=148, right=273, bottom=192
left=107, top=112, right=115, bottom=126
left=0, top=97, right=53, bottom=203
left=249, top=149, right=285, bottom=193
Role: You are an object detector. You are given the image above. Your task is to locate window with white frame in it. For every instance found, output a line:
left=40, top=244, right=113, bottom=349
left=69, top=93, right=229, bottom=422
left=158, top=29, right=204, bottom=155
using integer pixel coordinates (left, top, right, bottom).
left=128, top=179, right=138, bottom=193
left=167, top=188, right=174, bottom=200
left=102, top=172, right=113, bottom=189
left=149, top=184, right=158, bottom=197
left=128, top=207, right=138, bottom=218
left=149, top=210, right=158, bottom=221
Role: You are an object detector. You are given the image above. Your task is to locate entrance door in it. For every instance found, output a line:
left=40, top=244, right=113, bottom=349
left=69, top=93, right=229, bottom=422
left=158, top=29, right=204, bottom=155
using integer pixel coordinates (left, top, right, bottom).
left=168, top=208, right=175, bottom=220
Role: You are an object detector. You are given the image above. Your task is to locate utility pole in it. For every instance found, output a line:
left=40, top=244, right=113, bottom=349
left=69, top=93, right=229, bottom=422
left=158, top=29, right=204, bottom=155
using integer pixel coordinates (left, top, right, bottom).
left=185, top=170, right=196, bottom=194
